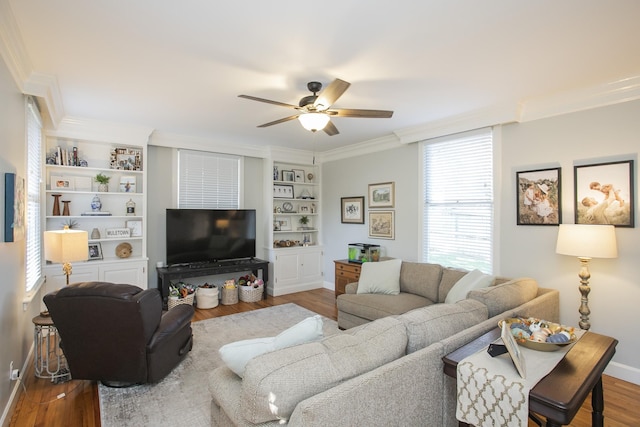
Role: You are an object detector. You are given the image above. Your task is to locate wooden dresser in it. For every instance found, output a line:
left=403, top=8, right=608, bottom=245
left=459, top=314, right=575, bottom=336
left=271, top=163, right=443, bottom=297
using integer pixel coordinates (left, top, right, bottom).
left=333, top=259, right=361, bottom=298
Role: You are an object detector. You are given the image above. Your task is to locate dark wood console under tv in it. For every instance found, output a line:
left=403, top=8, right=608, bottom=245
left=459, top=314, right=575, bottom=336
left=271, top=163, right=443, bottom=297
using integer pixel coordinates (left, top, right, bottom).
left=156, top=258, right=269, bottom=306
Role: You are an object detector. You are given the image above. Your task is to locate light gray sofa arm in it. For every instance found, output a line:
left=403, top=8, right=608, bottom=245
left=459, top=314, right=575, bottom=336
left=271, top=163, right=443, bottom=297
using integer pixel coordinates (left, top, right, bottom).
left=345, top=282, right=358, bottom=294
left=288, top=342, right=448, bottom=427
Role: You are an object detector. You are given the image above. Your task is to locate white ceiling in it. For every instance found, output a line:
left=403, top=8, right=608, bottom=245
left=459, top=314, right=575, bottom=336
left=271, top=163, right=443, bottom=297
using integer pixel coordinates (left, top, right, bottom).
left=6, top=0, right=640, bottom=152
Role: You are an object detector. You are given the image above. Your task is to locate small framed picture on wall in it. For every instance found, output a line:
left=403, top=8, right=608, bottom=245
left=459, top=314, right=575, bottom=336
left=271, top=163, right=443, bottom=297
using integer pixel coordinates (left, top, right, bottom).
left=516, top=167, right=561, bottom=226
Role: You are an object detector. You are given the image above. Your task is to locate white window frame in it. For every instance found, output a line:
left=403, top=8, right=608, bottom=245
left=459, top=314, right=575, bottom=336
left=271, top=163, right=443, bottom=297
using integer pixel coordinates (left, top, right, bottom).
left=177, top=149, right=241, bottom=209
left=421, top=128, right=494, bottom=273
left=25, top=96, right=44, bottom=296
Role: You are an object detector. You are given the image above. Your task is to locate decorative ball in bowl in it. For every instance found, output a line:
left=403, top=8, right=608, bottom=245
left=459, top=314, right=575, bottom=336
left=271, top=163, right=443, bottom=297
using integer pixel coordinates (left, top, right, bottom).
left=498, top=317, right=577, bottom=352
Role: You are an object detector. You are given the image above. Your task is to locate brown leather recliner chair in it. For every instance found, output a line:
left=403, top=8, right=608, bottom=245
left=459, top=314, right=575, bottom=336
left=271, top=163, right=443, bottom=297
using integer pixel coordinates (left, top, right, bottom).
left=43, top=281, right=194, bottom=387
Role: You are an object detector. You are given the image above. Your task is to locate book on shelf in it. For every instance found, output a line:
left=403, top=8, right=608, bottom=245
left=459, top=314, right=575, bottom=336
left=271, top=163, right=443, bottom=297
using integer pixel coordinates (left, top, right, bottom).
left=81, top=211, right=112, bottom=216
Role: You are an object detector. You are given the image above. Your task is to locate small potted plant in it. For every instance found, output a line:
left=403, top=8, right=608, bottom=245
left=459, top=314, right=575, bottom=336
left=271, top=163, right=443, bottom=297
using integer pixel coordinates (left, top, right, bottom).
left=299, top=215, right=310, bottom=230
left=94, top=173, right=111, bottom=192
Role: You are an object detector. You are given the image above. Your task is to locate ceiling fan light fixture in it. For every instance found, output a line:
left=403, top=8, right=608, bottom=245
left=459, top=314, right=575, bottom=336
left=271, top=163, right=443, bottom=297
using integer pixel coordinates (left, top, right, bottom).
left=298, top=113, right=330, bottom=132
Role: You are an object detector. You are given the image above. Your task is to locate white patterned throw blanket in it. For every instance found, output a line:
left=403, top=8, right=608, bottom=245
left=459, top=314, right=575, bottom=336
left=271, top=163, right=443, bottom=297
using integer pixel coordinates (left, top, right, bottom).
left=456, top=330, right=584, bottom=426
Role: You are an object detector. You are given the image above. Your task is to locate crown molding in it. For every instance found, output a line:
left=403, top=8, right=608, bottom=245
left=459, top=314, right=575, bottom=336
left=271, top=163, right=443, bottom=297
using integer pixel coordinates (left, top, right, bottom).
left=318, top=133, right=403, bottom=163
left=46, top=116, right=153, bottom=145
left=520, top=75, right=640, bottom=122
left=23, top=72, right=64, bottom=126
left=150, top=131, right=269, bottom=159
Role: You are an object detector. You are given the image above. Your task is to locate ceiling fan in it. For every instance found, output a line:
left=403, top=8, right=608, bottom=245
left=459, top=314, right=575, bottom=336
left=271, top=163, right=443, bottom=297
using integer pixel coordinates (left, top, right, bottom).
left=238, top=78, right=393, bottom=136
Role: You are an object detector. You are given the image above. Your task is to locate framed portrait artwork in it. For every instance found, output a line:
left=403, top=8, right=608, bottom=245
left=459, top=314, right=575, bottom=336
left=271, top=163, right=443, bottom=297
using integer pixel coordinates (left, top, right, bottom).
left=88, top=242, right=103, bottom=260
left=281, top=170, right=295, bottom=182
left=369, top=210, right=395, bottom=239
left=368, top=182, right=395, bottom=208
left=516, top=167, right=561, bottom=226
left=574, top=160, right=634, bottom=227
left=341, top=196, right=365, bottom=224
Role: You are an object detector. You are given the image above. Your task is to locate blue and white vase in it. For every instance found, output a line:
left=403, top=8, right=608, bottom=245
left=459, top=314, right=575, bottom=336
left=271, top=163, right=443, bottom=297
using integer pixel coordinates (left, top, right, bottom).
left=91, top=194, right=102, bottom=212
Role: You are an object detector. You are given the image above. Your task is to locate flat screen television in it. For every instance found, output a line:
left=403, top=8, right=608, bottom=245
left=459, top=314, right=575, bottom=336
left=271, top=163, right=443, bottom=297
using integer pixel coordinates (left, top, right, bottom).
left=166, top=209, right=256, bottom=266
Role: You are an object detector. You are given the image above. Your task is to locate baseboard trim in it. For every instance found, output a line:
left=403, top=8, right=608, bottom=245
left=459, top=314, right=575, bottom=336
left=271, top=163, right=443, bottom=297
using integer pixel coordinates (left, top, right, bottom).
left=604, top=361, right=640, bottom=386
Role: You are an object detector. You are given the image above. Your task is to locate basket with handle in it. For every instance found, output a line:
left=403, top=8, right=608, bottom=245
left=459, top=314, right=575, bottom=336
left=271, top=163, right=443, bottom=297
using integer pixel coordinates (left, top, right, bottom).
left=239, top=284, right=264, bottom=302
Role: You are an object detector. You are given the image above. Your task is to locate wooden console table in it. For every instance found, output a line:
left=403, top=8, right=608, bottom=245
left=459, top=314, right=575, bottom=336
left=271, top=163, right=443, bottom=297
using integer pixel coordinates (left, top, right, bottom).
left=442, top=328, right=617, bottom=427
left=157, top=258, right=269, bottom=306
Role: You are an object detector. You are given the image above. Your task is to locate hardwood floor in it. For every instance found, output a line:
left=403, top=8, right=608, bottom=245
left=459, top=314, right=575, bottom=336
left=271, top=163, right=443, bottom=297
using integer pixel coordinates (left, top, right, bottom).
left=9, top=288, right=640, bottom=426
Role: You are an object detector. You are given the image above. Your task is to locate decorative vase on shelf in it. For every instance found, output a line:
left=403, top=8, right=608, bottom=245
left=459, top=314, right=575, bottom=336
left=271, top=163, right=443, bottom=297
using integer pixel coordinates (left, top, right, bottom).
left=91, top=194, right=102, bottom=212
left=91, top=228, right=101, bottom=239
left=51, top=194, right=62, bottom=216
left=62, top=200, right=71, bottom=216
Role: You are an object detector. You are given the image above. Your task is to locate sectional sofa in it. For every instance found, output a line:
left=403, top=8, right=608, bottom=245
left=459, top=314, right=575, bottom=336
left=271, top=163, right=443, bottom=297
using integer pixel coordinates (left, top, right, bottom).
left=209, top=261, right=559, bottom=426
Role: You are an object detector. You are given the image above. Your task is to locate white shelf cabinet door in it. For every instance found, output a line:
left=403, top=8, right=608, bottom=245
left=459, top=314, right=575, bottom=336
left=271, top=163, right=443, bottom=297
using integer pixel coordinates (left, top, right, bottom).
left=269, top=246, right=323, bottom=296
left=100, top=261, right=147, bottom=287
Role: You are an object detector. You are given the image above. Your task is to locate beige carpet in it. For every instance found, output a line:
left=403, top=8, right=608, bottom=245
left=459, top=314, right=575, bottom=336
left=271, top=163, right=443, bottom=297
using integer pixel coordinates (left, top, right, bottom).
left=98, top=303, right=338, bottom=427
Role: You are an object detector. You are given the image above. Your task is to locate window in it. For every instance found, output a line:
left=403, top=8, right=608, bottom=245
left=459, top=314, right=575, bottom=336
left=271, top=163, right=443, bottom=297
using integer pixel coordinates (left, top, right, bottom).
left=26, top=97, right=43, bottom=292
left=178, top=150, right=240, bottom=208
left=421, top=128, right=493, bottom=273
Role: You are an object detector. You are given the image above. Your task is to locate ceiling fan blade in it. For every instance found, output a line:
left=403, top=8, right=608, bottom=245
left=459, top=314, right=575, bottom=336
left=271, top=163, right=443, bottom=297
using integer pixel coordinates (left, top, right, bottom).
left=329, top=108, right=394, bottom=118
left=238, top=94, right=299, bottom=109
left=257, top=115, right=300, bottom=128
left=323, top=120, right=339, bottom=136
left=314, top=79, right=350, bottom=111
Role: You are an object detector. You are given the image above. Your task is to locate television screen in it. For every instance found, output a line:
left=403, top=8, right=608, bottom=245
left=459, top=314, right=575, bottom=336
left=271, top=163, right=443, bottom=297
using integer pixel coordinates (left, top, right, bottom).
left=166, top=209, right=256, bottom=265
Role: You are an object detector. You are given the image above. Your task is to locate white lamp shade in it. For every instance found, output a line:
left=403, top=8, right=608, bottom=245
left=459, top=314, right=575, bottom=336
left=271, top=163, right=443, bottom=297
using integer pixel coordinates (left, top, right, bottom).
left=556, top=224, right=617, bottom=259
left=298, top=113, right=330, bottom=132
left=44, top=229, right=89, bottom=263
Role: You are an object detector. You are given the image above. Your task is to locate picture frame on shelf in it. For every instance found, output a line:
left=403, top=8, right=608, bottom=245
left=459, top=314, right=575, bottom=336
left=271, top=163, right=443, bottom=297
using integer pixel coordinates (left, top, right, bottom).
left=516, top=167, right=561, bottom=226
left=50, top=175, right=74, bottom=191
left=368, top=182, right=395, bottom=208
left=300, top=205, right=309, bottom=213
left=126, top=220, right=142, bottom=237
left=369, top=210, right=395, bottom=239
left=276, top=217, right=291, bottom=231
left=341, top=196, right=365, bottom=224
left=293, top=169, right=305, bottom=183
left=88, top=242, right=103, bottom=260
left=574, top=160, right=634, bottom=227
left=111, top=147, right=142, bottom=171
left=281, top=170, right=295, bottom=182
left=274, top=184, right=294, bottom=199
left=119, top=175, right=137, bottom=193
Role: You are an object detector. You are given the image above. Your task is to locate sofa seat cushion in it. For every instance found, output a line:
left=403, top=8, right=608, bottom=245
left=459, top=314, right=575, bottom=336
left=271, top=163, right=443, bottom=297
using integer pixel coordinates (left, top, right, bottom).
left=337, top=292, right=434, bottom=323
left=239, top=317, right=407, bottom=424
left=468, top=277, right=539, bottom=317
left=399, top=299, right=489, bottom=353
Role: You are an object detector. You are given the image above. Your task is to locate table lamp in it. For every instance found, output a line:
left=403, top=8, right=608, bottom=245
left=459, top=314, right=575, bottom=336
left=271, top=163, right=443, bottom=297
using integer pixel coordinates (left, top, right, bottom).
left=555, top=224, right=617, bottom=330
left=44, top=226, right=89, bottom=285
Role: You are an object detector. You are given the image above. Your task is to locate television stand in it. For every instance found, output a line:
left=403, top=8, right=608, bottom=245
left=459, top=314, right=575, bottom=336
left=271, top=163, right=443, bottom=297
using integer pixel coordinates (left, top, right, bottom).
left=156, top=258, right=269, bottom=306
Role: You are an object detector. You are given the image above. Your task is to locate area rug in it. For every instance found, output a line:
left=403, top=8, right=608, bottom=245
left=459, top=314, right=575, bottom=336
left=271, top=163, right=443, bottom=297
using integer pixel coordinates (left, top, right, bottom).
left=98, top=303, right=338, bottom=427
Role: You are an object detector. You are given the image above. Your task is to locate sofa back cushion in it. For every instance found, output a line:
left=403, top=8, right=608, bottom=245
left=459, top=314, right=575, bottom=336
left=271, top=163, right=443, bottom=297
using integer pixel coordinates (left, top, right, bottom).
left=467, top=277, right=539, bottom=317
left=240, top=317, right=407, bottom=424
left=399, top=262, right=442, bottom=301
left=398, top=299, right=489, bottom=353
left=437, top=267, right=469, bottom=303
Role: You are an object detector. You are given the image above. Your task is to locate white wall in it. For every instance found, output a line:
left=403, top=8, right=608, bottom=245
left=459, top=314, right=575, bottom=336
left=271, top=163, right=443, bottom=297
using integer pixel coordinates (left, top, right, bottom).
left=0, top=55, right=43, bottom=424
left=321, top=100, right=640, bottom=384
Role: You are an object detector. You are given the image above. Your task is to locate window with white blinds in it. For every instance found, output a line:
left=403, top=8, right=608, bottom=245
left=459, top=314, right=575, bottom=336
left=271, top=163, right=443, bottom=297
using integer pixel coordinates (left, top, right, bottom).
left=178, top=150, right=240, bottom=209
left=421, top=128, right=494, bottom=273
left=26, top=97, right=43, bottom=292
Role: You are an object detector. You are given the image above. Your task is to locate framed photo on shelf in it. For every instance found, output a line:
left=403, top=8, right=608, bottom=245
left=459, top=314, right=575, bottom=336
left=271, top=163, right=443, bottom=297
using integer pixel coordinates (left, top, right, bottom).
left=126, top=220, right=142, bottom=237
left=111, top=147, right=142, bottom=171
left=574, top=160, right=634, bottom=227
left=281, top=170, right=295, bottom=182
left=119, top=175, right=137, bottom=193
left=50, top=175, right=74, bottom=191
left=368, top=182, right=395, bottom=208
left=275, top=217, right=291, bottom=231
left=341, top=196, right=365, bottom=224
left=88, top=242, right=103, bottom=261
left=293, top=169, right=305, bottom=183
left=516, top=167, right=561, bottom=226
left=369, top=210, right=395, bottom=239
left=273, top=184, right=294, bottom=199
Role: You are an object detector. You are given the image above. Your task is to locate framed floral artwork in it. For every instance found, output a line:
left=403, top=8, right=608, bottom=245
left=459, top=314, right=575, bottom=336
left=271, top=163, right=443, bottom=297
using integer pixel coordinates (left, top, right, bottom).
left=516, top=167, right=561, bottom=226
left=574, top=160, right=634, bottom=227
left=341, top=196, right=364, bottom=224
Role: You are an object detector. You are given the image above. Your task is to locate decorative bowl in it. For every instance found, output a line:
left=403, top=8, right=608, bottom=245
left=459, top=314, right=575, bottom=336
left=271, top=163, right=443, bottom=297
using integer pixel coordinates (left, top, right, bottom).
left=498, top=317, right=577, bottom=352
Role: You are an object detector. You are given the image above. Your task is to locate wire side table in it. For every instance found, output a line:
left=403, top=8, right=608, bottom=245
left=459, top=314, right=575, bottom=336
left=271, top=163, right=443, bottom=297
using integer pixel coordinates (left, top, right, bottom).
left=32, top=314, right=71, bottom=383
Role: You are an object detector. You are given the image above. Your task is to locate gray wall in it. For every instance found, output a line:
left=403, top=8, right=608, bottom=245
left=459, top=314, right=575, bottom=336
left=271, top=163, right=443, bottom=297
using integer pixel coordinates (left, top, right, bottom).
left=321, top=99, right=640, bottom=383
left=146, top=146, right=265, bottom=289
left=0, top=55, right=43, bottom=423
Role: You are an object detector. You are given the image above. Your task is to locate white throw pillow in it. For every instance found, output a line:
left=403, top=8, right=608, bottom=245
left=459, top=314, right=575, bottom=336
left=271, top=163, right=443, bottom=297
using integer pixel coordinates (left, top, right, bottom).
left=219, top=315, right=324, bottom=377
left=444, top=269, right=495, bottom=304
left=356, top=258, right=402, bottom=295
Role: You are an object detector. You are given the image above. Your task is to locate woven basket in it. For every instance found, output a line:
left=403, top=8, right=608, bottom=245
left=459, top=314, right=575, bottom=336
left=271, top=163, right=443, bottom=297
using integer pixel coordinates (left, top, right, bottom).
left=167, top=293, right=194, bottom=310
left=221, top=286, right=238, bottom=305
left=239, top=284, right=264, bottom=303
